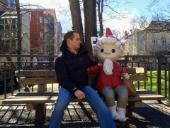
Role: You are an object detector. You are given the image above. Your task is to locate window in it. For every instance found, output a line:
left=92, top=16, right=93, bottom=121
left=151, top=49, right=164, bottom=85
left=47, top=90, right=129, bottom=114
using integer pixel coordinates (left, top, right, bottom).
left=40, top=31, right=43, bottom=39
left=152, top=37, right=158, bottom=53
left=2, top=41, right=6, bottom=52
left=162, top=37, right=166, bottom=46
left=5, top=40, right=10, bottom=52
left=0, top=19, right=4, bottom=24
left=5, top=33, right=10, bottom=38
left=12, top=25, right=16, bottom=30
left=152, top=38, right=157, bottom=46
left=5, top=25, right=10, bottom=30
left=11, top=32, right=16, bottom=38
left=6, top=19, right=12, bottom=24
left=40, top=17, right=43, bottom=24
left=162, top=37, right=167, bottom=50
left=0, top=25, right=4, bottom=30
left=44, top=19, right=48, bottom=24
left=11, top=40, right=17, bottom=50
left=12, top=19, right=16, bottom=24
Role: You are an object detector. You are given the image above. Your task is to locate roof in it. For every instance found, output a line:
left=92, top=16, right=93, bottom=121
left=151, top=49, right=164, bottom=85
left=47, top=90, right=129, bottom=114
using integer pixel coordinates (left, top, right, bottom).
left=146, top=20, right=170, bottom=31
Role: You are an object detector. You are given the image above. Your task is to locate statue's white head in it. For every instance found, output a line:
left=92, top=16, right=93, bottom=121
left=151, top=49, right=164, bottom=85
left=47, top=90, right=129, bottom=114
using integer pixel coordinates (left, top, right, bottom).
left=94, top=28, right=124, bottom=62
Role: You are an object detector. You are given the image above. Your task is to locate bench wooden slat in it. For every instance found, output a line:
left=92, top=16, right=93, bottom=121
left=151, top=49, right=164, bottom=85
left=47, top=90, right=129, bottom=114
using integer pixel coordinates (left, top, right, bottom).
left=20, top=77, right=57, bottom=85
left=2, top=96, right=85, bottom=104
left=16, top=68, right=145, bottom=77
left=136, top=89, right=152, bottom=94
left=124, top=68, right=136, bottom=74
left=2, top=96, right=57, bottom=104
left=2, top=94, right=142, bottom=105
left=15, top=92, right=58, bottom=96
left=130, top=74, right=147, bottom=81
left=139, top=94, right=164, bottom=100
left=15, top=70, right=56, bottom=77
left=135, top=67, right=145, bottom=73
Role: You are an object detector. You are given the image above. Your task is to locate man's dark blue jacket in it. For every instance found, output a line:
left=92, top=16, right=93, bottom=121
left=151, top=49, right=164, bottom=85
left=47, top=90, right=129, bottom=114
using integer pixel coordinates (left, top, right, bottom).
left=55, top=41, right=95, bottom=93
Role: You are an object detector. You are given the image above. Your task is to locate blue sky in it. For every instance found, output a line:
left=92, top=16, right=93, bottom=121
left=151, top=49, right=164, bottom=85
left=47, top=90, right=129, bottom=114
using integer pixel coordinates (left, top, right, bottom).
left=115, top=0, right=170, bottom=17
left=20, top=0, right=170, bottom=35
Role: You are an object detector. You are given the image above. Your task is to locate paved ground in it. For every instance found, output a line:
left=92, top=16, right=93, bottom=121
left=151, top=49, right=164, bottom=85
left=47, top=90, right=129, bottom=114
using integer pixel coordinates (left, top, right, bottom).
left=0, top=101, right=169, bottom=128
left=0, top=84, right=169, bottom=128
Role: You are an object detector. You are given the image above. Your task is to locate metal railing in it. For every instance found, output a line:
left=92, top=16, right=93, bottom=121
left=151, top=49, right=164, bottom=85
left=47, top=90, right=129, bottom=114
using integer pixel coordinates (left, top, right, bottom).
left=0, top=54, right=169, bottom=104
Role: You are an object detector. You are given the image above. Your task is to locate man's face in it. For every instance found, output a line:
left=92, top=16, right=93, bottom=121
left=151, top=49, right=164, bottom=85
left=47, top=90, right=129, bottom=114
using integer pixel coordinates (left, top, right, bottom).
left=68, top=33, right=81, bottom=50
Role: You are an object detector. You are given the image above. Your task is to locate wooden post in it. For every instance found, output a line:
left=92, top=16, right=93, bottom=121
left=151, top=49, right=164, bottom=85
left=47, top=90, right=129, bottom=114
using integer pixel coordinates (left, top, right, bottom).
left=157, top=55, right=162, bottom=95
left=167, top=63, right=170, bottom=105
left=34, top=84, right=47, bottom=126
left=38, top=84, right=47, bottom=93
left=164, top=57, right=170, bottom=106
left=34, top=103, right=46, bottom=126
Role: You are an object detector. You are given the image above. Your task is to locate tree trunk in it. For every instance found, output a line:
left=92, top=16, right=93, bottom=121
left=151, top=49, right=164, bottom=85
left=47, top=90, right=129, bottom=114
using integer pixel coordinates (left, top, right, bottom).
left=83, top=0, right=97, bottom=54
left=97, top=0, right=104, bottom=36
left=69, top=0, right=84, bottom=44
left=15, top=0, right=21, bottom=55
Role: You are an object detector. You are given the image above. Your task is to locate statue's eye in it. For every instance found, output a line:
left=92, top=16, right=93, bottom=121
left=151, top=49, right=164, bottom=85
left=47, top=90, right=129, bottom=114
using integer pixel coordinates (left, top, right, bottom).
left=101, top=49, right=104, bottom=52
left=112, top=49, right=115, bottom=53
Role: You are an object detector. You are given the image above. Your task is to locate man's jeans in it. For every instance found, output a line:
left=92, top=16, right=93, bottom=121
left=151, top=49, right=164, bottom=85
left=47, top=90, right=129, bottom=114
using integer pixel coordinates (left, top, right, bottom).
left=49, top=86, right=116, bottom=128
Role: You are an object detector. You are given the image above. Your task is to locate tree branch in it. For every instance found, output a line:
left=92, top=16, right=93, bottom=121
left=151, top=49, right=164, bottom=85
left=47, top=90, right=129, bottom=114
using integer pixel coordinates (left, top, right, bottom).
left=104, top=4, right=119, bottom=14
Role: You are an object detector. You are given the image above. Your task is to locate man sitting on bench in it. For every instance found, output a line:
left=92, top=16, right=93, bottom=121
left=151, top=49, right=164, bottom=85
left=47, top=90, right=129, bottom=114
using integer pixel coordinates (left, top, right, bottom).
left=49, top=31, right=116, bottom=128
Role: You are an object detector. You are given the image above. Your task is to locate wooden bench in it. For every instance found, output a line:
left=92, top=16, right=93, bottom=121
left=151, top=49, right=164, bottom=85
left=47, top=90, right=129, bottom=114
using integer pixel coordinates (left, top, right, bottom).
left=2, top=67, right=165, bottom=124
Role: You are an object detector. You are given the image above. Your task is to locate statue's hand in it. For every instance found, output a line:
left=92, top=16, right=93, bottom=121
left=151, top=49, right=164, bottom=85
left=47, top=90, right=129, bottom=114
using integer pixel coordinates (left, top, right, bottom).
left=121, top=73, right=130, bottom=80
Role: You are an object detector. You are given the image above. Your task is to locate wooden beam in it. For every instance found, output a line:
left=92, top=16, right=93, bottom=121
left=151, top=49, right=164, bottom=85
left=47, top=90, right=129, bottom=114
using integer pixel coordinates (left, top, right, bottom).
left=130, top=74, right=147, bottom=81
left=2, top=96, right=57, bottom=104
left=15, top=70, right=56, bottom=77
left=139, top=94, right=164, bottom=100
left=20, top=77, right=57, bottom=85
left=124, top=68, right=136, bottom=74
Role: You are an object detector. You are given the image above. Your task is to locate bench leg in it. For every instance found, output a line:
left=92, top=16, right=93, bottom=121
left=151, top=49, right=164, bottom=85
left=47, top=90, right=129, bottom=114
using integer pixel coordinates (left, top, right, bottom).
left=126, top=105, right=133, bottom=117
left=127, top=101, right=142, bottom=117
left=126, top=101, right=136, bottom=117
left=34, top=103, right=46, bottom=126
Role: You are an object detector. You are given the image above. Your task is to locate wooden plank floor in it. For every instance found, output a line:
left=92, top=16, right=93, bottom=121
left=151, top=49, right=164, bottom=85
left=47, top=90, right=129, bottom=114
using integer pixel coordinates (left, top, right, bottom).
left=0, top=102, right=99, bottom=128
left=0, top=101, right=169, bottom=128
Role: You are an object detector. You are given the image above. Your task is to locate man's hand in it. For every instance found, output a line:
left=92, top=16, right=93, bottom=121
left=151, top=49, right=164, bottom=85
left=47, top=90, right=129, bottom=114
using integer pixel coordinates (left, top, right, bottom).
left=74, top=90, right=85, bottom=100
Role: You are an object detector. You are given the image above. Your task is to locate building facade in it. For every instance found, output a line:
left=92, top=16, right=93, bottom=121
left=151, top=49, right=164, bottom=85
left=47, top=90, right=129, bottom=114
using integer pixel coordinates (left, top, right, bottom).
left=30, top=9, right=62, bottom=58
left=54, top=21, right=62, bottom=56
left=125, top=21, right=170, bottom=55
left=0, top=8, right=62, bottom=61
left=30, top=10, right=44, bottom=55
left=0, top=10, right=31, bottom=55
left=0, top=11, right=18, bottom=54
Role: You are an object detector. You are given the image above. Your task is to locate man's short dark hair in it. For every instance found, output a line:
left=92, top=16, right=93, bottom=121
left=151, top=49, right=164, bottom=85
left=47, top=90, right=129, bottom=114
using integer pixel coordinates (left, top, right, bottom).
left=64, top=31, right=77, bottom=41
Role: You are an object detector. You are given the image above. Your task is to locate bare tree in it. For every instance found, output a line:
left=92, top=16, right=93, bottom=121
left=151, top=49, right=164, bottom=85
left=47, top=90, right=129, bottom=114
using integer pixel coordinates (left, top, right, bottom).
left=147, top=0, right=160, bottom=10
left=83, top=0, right=97, bottom=54
left=69, top=0, right=122, bottom=54
left=152, top=12, right=168, bottom=21
left=136, top=16, right=149, bottom=29
left=129, top=16, right=149, bottom=34
left=96, top=0, right=104, bottom=36
left=69, top=0, right=84, bottom=43
left=148, top=0, right=170, bottom=21
left=96, top=0, right=119, bottom=36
